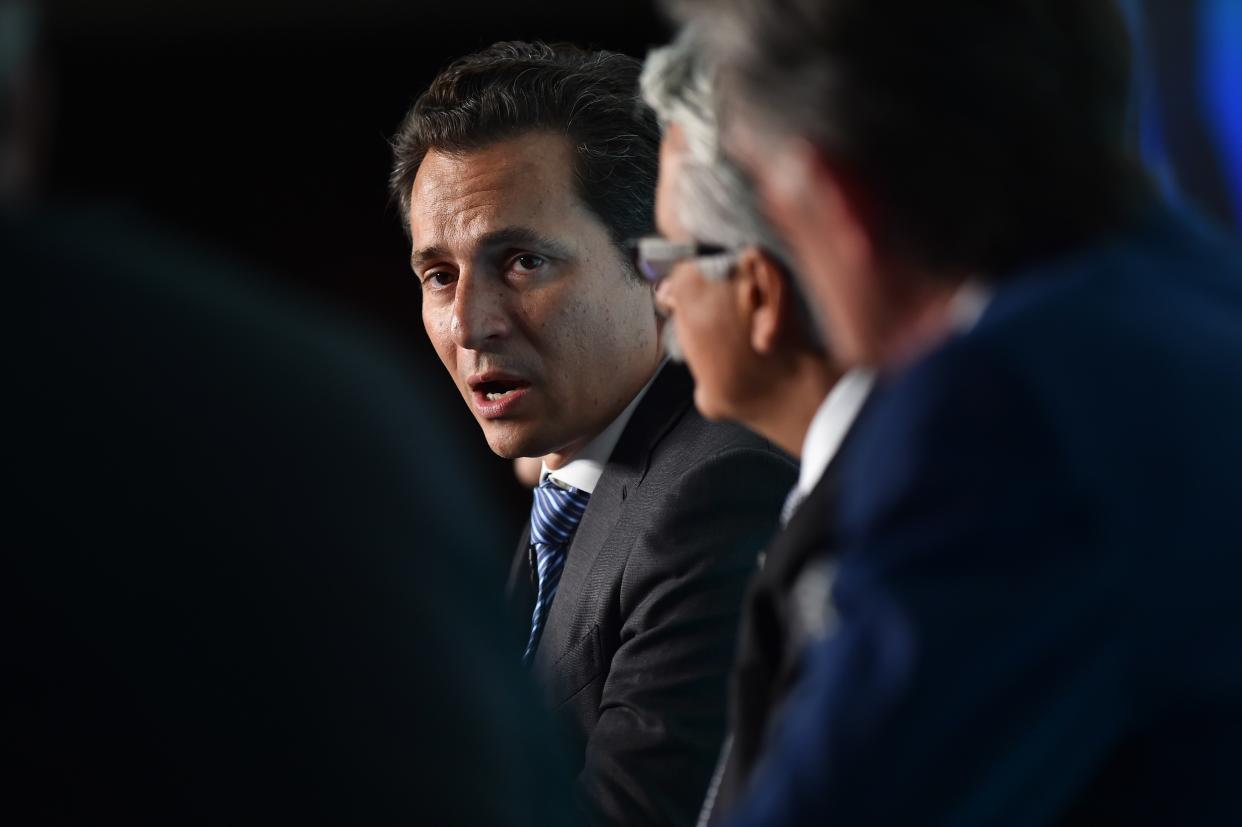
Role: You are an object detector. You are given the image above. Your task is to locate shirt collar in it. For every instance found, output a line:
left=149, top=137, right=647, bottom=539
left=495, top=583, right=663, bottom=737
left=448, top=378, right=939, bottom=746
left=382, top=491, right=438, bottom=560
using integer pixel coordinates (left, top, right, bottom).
left=795, top=368, right=875, bottom=498
left=541, top=361, right=666, bottom=495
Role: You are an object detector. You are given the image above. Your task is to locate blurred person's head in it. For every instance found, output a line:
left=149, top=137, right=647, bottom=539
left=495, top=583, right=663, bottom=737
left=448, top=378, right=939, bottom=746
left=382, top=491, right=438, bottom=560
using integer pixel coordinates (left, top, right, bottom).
left=389, top=42, right=663, bottom=466
left=639, top=27, right=838, bottom=456
left=666, top=0, right=1151, bottom=367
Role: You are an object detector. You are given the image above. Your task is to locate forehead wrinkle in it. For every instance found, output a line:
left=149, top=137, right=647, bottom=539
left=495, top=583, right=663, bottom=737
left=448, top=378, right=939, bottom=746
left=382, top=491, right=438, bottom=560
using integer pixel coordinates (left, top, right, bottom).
left=410, top=181, right=508, bottom=263
left=409, top=135, right=587, bottom=265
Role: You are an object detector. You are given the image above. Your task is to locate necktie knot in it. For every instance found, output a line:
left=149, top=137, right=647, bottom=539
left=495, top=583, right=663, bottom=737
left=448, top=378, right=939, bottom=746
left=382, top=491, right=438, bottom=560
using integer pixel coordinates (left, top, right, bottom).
left=530, top=478, right=591, bottom=548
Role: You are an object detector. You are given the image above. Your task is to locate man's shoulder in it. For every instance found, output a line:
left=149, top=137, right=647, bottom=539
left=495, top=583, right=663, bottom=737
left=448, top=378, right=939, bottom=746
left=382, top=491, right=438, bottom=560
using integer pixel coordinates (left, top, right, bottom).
left=882, top=205, right=1242, bottom=431
left=604, top=363, right=794, bottom=552
left=974, top=204, right=1242, bottom=355
left=619, top=361, right=795, bottom=483
left=661, top=401, right=787, bottom=467
left=651, top=408, right=796, bottom=515
left=640, top=403, right=795, bottom=553
left=838, top=204, right=1242, bottom=577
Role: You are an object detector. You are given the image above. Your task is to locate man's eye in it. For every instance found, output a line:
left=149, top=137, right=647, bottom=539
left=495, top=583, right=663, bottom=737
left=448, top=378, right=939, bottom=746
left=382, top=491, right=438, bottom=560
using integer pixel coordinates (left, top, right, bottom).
left=424, top=270, right=456, bottom=288
left=510, top=254, right=546, bottom=274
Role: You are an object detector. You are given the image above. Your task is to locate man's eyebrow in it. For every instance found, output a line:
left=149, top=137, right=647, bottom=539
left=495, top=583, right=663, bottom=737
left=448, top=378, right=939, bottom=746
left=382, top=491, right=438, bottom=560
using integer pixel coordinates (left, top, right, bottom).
left=410, top=227, right=572, bottom=272
left=479, top=226, right=573, bottom=260
left=410, top=243, right=450, bottom=271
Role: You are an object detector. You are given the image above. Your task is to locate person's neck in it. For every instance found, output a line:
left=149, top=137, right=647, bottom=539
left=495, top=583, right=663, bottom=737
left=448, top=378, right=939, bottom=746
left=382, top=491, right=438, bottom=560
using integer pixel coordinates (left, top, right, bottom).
left=743, top=353, right=840, bottom=458
left=543, top=440, right=588, bottom=472
left=542, top=356, right=664, bottom=471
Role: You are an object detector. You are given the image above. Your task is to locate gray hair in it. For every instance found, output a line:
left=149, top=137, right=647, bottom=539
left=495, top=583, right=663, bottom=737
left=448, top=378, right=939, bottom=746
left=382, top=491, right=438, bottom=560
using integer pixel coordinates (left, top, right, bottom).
left=640, top=27, right=794, bottom=276
left=641, top=26, right=823, bottom=346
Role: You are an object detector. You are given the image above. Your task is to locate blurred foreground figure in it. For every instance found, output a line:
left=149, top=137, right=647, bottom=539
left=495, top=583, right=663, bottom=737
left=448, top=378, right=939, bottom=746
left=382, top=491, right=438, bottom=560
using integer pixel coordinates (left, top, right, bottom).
left=4, top=25, right=571, bottom=804
left=668, top=0, right=1242, bottom=823
left=4, top=208, right=574, bottom=824
left=5, top=207, right=573, bottom=824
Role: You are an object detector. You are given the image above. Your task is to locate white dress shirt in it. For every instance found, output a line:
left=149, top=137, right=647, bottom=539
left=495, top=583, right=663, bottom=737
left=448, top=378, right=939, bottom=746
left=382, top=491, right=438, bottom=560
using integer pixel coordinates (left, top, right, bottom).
left=792, top=368, right=876, bottom=504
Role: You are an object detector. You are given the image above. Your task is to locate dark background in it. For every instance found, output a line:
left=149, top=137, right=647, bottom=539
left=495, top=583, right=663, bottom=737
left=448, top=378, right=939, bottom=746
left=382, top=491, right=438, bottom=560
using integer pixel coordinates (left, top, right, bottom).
left=23, top=0, right=1242, bottom=537
left=35, top=0, right=673, bottom=535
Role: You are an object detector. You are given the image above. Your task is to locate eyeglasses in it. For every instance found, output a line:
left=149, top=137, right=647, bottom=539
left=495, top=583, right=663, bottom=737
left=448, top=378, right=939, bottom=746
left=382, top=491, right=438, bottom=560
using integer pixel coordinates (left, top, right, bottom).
left=625, top=236, right=736, bottom=284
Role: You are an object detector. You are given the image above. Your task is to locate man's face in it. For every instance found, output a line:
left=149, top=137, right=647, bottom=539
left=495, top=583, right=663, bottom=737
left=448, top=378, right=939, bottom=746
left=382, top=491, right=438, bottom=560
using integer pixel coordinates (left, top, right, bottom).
left=653, top=124, right=754, bottom=422
left=408, top=131, right=661, bottom=464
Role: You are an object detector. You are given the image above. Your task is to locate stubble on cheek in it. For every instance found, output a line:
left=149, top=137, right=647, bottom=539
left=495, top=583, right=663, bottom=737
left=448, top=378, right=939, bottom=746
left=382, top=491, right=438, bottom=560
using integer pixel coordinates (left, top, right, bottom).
left=571, top=294, right=615, bottom=417
left=422, top=305, right=465, bottom=403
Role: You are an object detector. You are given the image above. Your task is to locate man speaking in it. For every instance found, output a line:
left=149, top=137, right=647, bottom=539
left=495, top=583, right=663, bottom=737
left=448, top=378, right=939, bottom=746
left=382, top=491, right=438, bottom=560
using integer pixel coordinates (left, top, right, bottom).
left=389, top=41, right=794, bottom=827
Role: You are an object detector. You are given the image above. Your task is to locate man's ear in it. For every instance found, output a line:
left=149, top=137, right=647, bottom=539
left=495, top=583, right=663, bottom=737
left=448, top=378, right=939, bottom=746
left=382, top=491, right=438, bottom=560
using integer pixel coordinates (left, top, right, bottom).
left=735, top=247, right=787, bottom=356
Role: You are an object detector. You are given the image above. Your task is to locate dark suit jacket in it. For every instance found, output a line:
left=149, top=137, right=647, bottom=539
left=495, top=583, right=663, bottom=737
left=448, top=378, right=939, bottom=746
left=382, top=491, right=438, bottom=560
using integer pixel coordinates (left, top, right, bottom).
left=724, top=204, right=1242, bottom=826
left=6, top=207, right=575, bottom=826
left=506, top=362, right=796, bottom=827
left=709, top=455, right=850, bottom=823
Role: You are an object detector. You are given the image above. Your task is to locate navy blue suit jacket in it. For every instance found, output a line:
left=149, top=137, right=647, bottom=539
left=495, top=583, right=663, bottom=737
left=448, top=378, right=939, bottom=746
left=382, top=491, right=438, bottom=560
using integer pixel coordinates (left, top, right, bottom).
left=725, top=205, right=1242, bottom=826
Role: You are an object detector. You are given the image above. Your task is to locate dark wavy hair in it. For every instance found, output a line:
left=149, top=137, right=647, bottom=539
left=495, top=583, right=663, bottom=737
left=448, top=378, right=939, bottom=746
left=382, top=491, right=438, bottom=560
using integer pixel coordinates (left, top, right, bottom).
left=389, top=41, right=660, bottom=262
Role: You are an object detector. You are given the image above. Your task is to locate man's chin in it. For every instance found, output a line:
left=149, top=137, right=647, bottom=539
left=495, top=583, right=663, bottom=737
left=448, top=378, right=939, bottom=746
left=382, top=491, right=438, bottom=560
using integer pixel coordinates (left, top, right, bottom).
left=479, top=420, right=543, bottom=460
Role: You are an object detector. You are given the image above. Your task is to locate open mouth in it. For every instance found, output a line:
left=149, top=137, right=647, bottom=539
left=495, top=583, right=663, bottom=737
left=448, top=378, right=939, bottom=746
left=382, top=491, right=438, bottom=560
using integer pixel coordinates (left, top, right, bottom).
left=475, top=379, right=529, bottom=401
left=468, top=375, right=534, bottom=417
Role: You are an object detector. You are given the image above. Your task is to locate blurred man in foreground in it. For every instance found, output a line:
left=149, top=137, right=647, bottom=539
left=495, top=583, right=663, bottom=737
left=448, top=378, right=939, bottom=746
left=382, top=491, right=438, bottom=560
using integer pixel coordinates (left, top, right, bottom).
left=668, top=0, right=1242, bottom=823
left=6, top=209, right=572, bottom=826
left=638, top=30, right=873, bottom=822
left=5, top=9, right=571, bottom=816
left=389, top=41, right=793, bottom=826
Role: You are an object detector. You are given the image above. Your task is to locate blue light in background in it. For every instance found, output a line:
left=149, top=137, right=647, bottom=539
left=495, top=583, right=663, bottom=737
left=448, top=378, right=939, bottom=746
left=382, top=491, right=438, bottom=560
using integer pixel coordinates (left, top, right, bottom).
left=1199, top=0, right=1242, bottom=229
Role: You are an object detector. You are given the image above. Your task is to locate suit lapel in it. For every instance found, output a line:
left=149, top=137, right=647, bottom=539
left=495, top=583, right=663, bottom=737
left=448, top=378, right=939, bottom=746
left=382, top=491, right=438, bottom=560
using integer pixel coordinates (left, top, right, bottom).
left=766, top=467, right=839, bottom=583
left=534, top=364, right=694, bottom=671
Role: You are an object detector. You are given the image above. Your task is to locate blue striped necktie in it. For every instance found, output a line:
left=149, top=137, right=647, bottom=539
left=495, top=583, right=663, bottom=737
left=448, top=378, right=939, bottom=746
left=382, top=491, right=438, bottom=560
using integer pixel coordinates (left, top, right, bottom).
left=522, top=477, right=591, bottom=665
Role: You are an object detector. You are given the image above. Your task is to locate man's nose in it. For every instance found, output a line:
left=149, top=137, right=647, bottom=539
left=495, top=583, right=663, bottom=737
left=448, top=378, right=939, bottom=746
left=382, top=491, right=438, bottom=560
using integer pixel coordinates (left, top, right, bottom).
left=450, top=271, right=510, bottom=350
